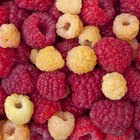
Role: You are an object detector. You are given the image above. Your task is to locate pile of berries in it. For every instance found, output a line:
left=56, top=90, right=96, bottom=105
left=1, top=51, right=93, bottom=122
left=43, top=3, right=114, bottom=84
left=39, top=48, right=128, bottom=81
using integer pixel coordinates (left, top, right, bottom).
left=0, top=0, right=140, bottom=139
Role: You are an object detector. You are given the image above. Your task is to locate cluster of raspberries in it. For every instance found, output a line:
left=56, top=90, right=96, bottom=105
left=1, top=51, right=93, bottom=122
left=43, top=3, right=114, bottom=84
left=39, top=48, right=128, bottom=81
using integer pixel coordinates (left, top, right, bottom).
left=0, top=0, right=140, bottom=140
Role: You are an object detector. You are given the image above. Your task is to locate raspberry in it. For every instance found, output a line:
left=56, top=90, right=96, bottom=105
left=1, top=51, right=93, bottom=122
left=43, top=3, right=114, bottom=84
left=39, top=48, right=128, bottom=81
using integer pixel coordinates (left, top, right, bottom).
left=80, top=0, right=115, bottom=26
left=61, top=95, right=87, bottom=118
left=48, top=3, right=62, bottom=21
left=16, top=42, right=31, bottom=64
left=6, top=2, right=31, bottom=30
left=120, top=0, right=140, bottom=20
left=0, top=6, right=9, bottom=26
left=2, top=120, right=30, bottom=140
left=113, top=13, right=139, bottom=40
left=102, top=72, right=127, bottom=100
left=78, top=26, right=101, bottom=48
left=48, top=111, right=75, bottom=140
left=30, top=49, right=38, bottom=64
left=132, top=102, right=140, bottom=131
left=136, top=45, right=140, bottom=62
left=56, top=0, right=82, bottom=14
left=123, top=67, right=140, bottom=102
left=56, top=38, right=79, bottom=59
left=22, top=12, right=56, bottom=49
left=0, top=120, right=6, bottom=140
left=56, top=13, right=83, bottom=39
left=0, top=24, right=21, bottom=48
left=105, top=128, right=134, bottom=140
left=94, top=37, right=133, bottom=73
left=31, top=93, right=61, bottom=124
left=70, top=117, right=103, bottom=140
left=29, top=121, right=53, bottom=140
left=0, top=47, right=17, bottom=78
left=90, top=100, right=133, bottom=135
left=35, top=46, right=65, bottom=72
left=68, top=69, right=105, bottom=108
left=2, top=64, right=34, bottom=95
left=37, top=71, right=66, bottom=101
left=66, top=45, right=97, bottom=74
left=15, top=0, right=53, bottom=11
left=4, top=94, right=34, bottom=124
left=135, top=61, right=140, bottom=72
left=135, top=131, right=140, bottom=140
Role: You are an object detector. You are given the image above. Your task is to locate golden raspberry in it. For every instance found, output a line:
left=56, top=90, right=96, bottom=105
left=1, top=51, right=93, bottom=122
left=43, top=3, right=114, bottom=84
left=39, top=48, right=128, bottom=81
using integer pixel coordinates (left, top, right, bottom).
left=48, top=111, right=75, bottom=140
left=79, top=26, right=101, bottom=48
left=35, top=46, right=65, bottom=72
left=113, top=13, right=139, bottom=40
left=4, top=94, right=34, bottom=125
left=0, top=24, right=21, bottom=48
left=102, top=72, right=127, bottom=100
left=66, top=45, right=97, bottom=74
left=56, top=13, right=83, bottom=39
left=2, top=120, right=30, bottom=140
left=56, top=0, right=82, bottom=14
left=0, top=120, right=6, bottom=140
left=30, top=49, right=39, bottom=64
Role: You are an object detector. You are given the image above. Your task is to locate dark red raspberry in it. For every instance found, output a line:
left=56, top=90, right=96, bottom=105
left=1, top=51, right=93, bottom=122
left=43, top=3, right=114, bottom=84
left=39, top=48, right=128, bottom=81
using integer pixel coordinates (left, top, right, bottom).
left=120, top=0, right=140, bottom=20
left=48, top=3, right=62, bottom=21
left=16, top=42, right=31, bottom=64
left=105, top=128, right=134, bottom=140
left=0, top=6, right=9, bottom=26
left=15, top=0, right=53, bottom=11
left=0, top=47, right=17, bottom=78
left=80, top=0, right=115, bottom=26
left=94, top=37, right=133, bottom=73
left=61, top=95, right=87, bottom=118
left=90, top=100, right=133, bottom=135
left=22, top=12, right=56, bottom=49
left=60, top=65, right=72, bottom=76
left=68, top=69, right=105, bottom=108
left=135, top=131, right=140, bottom=140
left=136, top=46, right=140, bottom=62
left=1, top=64, right=34, bottom=95
left=29, top=121, right=53, bottom=140
left=70, top=117, right=103, bottom=140
left=123, top=67, right=140, bottom=102
left=31, top=93, right=61, bottom=124
left=37, top=71, right=66, bottom=101
left=135, top=61, right=140, bottom=72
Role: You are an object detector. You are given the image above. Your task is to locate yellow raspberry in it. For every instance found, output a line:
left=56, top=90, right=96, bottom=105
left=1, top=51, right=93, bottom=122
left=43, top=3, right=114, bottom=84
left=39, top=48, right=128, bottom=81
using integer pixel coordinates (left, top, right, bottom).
left=2, top=120, right=30, bottom=140
left=56, top=13, right=83, bottom=39
left=79, top=26, right=101, bottom=48
left=66, top=45, right=97, bottom=74
left=56, top=0, right=82, bottom=14
left=30, top=49, right=39, bottom=64
left=4, top=94, right=34, bottom=125
left=35, top=46, right=65, bottom=72
left=0, top=24, right=21, bottom=48
left=48, top=111, right=75, bottom=140
left=113, top=13, right=139, bottom=40
left=102, top=72, right=127, bottom=100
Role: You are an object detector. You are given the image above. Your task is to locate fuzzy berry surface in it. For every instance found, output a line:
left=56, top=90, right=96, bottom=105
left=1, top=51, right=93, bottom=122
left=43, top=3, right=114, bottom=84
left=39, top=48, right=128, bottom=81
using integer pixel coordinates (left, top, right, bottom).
left=0, top=6, right=9, bottom=26
left=68, top=68, right=105, bottom=108
left=37, top=71, right=66, bottom=101
left=94, top=37, right=133, bottom=73
left=90, top=100, right=133, bottom=135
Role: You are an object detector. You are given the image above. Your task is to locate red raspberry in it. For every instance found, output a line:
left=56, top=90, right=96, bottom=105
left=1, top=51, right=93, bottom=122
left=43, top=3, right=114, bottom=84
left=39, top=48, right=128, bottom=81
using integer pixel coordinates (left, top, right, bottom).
left=135, top=131, right=140, bottom=140
left=29, top=121, right=53, bottom=140
left=1, top=64, right=34, bottom=95
left=70, top=117, right=103, bottom=140
left=94, top=37, right=133, bottom=73
left=80, top=0, right=115, bottom=26
left=5, top=2, right=31, bottom=30
left=0, top=6, right=9, bottom=26
left=61, top=95, right=87, bottom=118
left=135, top=61, right=140, bottom=72
left=105, top=128, right=134, bottom=140
left=90, top=100, right=133, bottom=135
left=120, top=0, right=140, bottom=20
left=16, top=42, right=31, bottom=64
left=136, top=46, right=140, bottom=62
left=0, top=47, right=17, bottom=78
left=31, top=93, right=61, bottom=124
left=15, top=0, right=53, bottom=11
left=68, top=69, right=105, bottom=108
left=22, top=12, right=56, bottom=49
left=123, top=67, right=140, bottom=102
